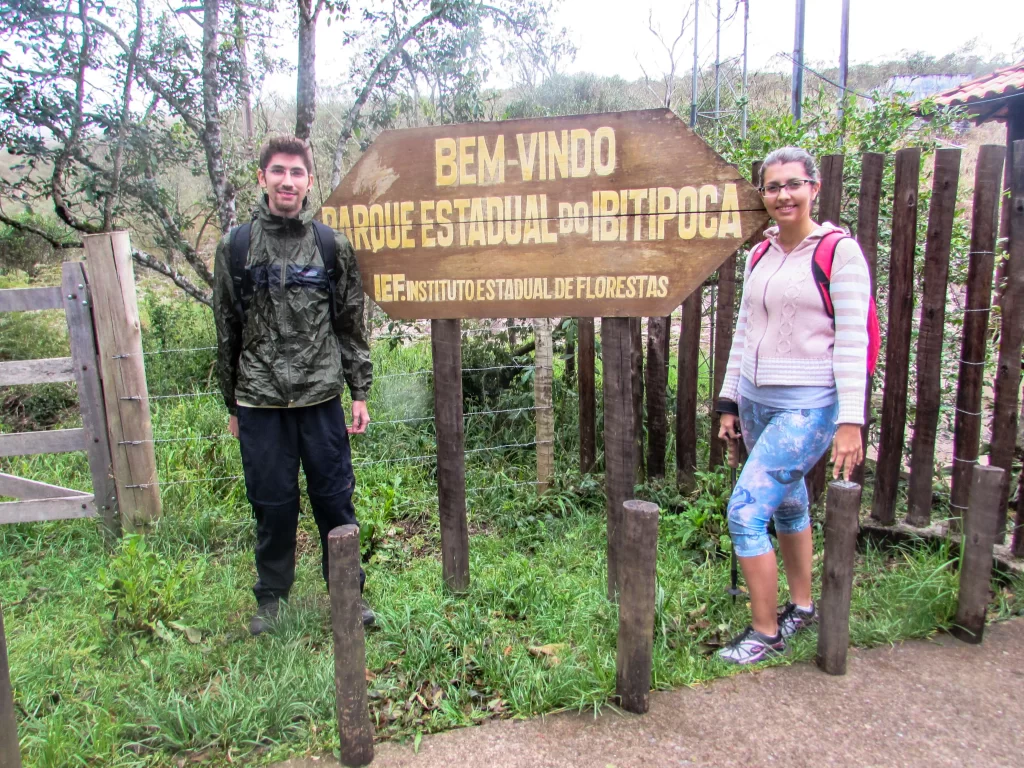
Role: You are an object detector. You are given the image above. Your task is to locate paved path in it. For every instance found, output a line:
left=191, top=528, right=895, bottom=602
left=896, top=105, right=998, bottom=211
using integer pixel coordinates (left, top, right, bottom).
left=280, top=618, right=1024, bottom=768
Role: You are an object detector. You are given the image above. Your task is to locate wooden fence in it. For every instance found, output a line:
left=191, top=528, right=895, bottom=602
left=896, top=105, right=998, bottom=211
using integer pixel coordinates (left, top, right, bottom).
left=0, top=233, right=161, bottom=536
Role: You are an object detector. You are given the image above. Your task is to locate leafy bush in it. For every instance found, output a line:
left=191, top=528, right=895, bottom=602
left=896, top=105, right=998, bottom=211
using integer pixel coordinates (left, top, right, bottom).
left=0, top=213, right=79, bottom=276
left=96, top=534, right=205, bottom=636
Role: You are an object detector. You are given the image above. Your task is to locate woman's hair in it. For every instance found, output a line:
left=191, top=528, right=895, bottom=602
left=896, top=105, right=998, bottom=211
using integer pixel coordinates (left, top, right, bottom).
left=758, top=147, right=819, bottom=187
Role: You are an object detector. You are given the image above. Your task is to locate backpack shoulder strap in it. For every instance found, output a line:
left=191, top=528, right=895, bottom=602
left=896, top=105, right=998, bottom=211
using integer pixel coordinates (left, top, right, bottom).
left=810, top=232, right=851, bottom=318
left=228, top=221, right=252, bottom=321
left=313, top=221, right=338, bottom=276
left=748, top=238, right=772, bottom=272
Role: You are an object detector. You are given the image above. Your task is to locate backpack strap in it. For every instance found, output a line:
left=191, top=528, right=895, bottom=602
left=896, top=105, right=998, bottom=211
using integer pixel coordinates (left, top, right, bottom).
left=313, top=221, right=340, bottom=331
left=228, top=221, right=253, bottom=323
left=809, top=232, right=851, bottom=319
left=747, top=238, right=772, bottom=272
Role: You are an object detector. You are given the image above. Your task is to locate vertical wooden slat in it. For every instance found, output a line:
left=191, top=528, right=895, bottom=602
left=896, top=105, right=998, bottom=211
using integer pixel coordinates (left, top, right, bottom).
left=603, top=317, right=635, bottom=601
left=82, top=233, right=161, bottom=531
left=949, top=146, right=1006, bottom=531
left=951, top=466, right=1003, bottom=644
left=870, top=148, right=921, bottom=525
left=990, top=140, right=1024, bottom=542
left=852, top=153, right=885, bottom=487
left=0, top=602, right=21, bottom=768
left=675, top=293, right=701, bottom=492
left=806, top=154, right=845, bottom=504
left=431, top=318, right=469, bottom=592
left=630, top=317, right=645, bottom=482
left=62, top=261, right=120, bottom=540
left=816, top=480, right=863, bottom=676
left=645, top=316, right=670, bottom=478
left=615, top=499, right=659, bottom=714
left=578, top=318, right=596, bottom=473
left=328, top=526, right=375, bottom=766
left=906, top=149, right=962, bottom=527
left=710, top=252, right=737, bottom=469
left=533, top=318, right=555, bottom=493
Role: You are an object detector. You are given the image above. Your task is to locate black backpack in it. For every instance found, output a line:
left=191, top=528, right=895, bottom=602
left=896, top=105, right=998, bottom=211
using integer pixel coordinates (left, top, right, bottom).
left=228, top=220, right=341, bottom=332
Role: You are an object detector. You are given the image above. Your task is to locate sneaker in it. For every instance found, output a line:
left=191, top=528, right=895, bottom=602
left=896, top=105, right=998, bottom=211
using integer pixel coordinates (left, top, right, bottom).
left=361, top=598, right=376, bottom=628
left=777, top=602, right=816, bottom=640
left=249, top=600, right=279, bottom=636
left=717, top=625, right=785, bottom=665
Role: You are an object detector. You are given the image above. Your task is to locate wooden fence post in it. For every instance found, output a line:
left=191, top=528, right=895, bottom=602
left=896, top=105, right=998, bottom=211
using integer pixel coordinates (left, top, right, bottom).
left=990, top=141, right=1024, bottom=543
left=870, top=148, right=921, bottom=525
left=533, top=318, right=555, bottom=493
left=710, top=252, right=737, bottom=470
left=645, top=316, right=670, bottom=478
left=806, top=154, right=845, bottom=504
left=949, top=146, right=1006, bottom=532
left=578, top=318, right=597, bottom=473
left=675, top=294, right=701, bottom=492
left=630, top=317, right=644, bottom=482
left=907, top=149, right=962, bottom=527
left=0, top=602, right=21, bottom=768
left=62, top=262, right=120, bottom=541
left=951, top=466, right=1003, bottom=644
left=328, top=526, right=374, bottom=766
left=852, top=153, right=885, bottom=488
left=431, top=319, right=469, bottom=592
left=615, top=499, right=659, bottom=714
left=603, top=318, right=636, bottom=601
left=82, top=232, right=161, bottom=532
left=815, top=480, right=863, bottom=676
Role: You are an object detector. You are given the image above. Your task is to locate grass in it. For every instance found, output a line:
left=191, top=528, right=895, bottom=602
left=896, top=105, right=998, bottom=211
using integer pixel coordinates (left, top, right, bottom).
left=1, top=283, right=1022, bottom=767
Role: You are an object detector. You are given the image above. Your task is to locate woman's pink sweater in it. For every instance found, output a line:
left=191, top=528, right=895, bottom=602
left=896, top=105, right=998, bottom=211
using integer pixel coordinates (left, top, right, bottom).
left=719, top=223, right=871, bottom=425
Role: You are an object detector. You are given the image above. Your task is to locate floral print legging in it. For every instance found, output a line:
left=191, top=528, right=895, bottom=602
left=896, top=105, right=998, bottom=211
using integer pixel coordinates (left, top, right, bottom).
left=727, top=398, right=839, bottom=558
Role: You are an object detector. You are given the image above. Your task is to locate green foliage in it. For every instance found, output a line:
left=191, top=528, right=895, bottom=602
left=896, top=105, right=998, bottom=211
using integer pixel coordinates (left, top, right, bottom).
left=139, top=291, right=217, bottom=394
left=0, top=213, right=78, bottom=275
left=96, top=534, right=205, bottom=637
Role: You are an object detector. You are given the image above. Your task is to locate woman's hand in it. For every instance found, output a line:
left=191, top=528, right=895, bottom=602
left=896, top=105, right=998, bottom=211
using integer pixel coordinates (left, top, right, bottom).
left=719, top=413, right=741, bottom=442
left=831, top=424, right=863, bottom=481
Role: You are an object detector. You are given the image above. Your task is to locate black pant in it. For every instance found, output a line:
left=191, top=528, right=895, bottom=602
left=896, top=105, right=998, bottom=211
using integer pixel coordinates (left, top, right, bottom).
left=237, top=397, right=364, bottom=605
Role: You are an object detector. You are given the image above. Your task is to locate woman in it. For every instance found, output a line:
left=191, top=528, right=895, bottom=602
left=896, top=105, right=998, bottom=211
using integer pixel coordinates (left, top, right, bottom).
left=714, top=146, right=870, bottom=665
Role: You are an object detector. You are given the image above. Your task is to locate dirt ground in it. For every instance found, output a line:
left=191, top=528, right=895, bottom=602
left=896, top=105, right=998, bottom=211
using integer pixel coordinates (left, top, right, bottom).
left=277, top=617, right=1024, bottom=768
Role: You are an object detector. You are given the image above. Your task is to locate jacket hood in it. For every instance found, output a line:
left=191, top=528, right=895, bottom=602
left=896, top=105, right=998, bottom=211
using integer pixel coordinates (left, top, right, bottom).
left=762, top=221, right=848, bottom=247
left=253, top=194, right=315, bottom=233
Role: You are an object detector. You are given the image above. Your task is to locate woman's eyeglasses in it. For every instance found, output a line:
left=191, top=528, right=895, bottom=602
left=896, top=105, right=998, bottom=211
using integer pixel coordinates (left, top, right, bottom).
left=758, top=179, right=816, bottom=196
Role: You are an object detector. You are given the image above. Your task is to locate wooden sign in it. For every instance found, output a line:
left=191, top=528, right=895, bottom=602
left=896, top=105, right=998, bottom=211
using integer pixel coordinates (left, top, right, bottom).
left=319, top=109, right=768, bottom=319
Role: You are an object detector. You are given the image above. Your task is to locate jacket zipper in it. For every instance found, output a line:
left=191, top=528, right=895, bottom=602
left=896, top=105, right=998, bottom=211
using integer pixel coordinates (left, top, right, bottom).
left=752, top=246, right=790, bottom=386
left=279, top=233, right=294, bottom=403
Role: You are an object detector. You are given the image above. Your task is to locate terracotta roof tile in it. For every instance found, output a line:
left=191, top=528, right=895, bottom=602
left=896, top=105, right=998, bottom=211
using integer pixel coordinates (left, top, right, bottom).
left=917, top=62, right=1024, bottom=122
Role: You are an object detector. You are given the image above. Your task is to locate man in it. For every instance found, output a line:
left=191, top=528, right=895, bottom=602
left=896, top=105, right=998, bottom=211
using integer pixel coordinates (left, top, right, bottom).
left=214, top=135, right=374, bottom=635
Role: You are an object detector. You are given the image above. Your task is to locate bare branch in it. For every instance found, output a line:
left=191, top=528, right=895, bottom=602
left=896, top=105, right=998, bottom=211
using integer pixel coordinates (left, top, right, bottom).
left=0, top=211, right=83, bottom=249
left=131, top=248, right=212, bottom=306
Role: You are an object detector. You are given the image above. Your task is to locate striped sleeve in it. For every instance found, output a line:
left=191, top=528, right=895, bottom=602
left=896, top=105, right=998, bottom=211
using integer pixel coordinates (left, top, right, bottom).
left=830, top=238, right=871, bottom=424
left=719, top=252, right=752, bottom=403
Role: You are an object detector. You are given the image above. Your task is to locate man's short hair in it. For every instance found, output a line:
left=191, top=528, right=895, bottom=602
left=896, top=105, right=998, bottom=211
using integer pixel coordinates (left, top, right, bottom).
left=258, top=135, right=314, bottom=174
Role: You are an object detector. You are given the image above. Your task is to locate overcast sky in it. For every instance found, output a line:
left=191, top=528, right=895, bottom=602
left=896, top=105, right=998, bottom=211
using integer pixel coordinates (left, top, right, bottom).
left=267, top=0, right=1023, bottom=97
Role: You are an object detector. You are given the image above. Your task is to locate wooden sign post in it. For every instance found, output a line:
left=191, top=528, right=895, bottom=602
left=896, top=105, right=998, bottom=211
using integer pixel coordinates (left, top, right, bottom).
left=321, top=109, right=768, bottom=597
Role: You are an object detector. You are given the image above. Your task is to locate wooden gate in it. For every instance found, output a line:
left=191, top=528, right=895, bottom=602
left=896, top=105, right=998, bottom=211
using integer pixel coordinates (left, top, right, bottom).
left=0, top=261, right=119, bottom=535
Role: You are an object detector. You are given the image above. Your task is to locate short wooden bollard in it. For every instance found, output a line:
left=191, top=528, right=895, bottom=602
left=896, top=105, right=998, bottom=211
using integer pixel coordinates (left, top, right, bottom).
left=816, top=480, right=863, bottom=676
left=952, top=466, right=1004, bottom=644
left=328, top=526, right=374, bottom=766
left=615, top=500, right=659, bottom=714
left=0, top=602, right=22, bottom=768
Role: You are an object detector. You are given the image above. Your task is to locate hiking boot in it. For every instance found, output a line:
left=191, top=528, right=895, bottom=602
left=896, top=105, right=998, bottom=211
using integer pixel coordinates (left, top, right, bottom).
left=717, top=625, right=785, bottom=665
left=361, top=598, right=376, bottom=628
left=777, top=602, right=816, bottom=640
left=249, top=600, right=279, bottom=636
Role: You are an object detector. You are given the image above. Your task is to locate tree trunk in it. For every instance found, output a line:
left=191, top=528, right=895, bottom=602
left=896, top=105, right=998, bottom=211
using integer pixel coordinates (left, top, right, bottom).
left=202, top=0, right=237, bottom=233
left=295, top=0, right=318, bottom=141
left=234, top=0, right=254, bottom=145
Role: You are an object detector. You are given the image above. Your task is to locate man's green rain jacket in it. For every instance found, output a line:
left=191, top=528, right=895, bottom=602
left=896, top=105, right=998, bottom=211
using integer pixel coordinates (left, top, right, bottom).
left=213, top=198, right=372, bottom=415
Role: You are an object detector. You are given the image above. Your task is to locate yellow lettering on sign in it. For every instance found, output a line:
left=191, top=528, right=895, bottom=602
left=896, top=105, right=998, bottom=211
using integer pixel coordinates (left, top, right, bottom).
left=573, top=202, right=589, bottom=235
left=337, top=206, right=353, bottom=242
left=352, top=205, right=370, bottom=251
left=558, top=202, right=574, bottom=234
left=393, top=274, right=405, bottom=301
left=458, top=137, right=477, bottom=185
left=517, top=133, right=539, bottom=182
left=435, top=200, right=454, bottom=247
left=321, top=206, right=337, bottom=229
left=657, top=187, right=676, bottom=240
left=421, top=201, right=436, bottom=247
left=383, top=203, right=400, bottom=249
left=369, top=204, right=386, bottom=252
left=487, top=197, right=504, bottom=245
left=599, top=191, right=619, bottom=242
left=479, top=136, right=505, bottom=185
left=629, top=189, right=646, bottom=241
left=699, top=184, right=719, bottom=239
left=678, top=187, right=698, bottom=239
left=718, top=183, right=742, bottom=238
left=570, top=129, right=591, bottom=178
left=435, top=138, right=457, bottom=186
left=453, top=198, right=470, bottom=245
left=548, top=130, right=569, bottom=179
left=467, top=198, right=486, bottom=247
left=593, top=127, right=616, bottom=176
left=540, top=195, right=558, bottom=243
left=400, top=202, right=415, bottom=248
left=505, top=196, right=523, bottom=245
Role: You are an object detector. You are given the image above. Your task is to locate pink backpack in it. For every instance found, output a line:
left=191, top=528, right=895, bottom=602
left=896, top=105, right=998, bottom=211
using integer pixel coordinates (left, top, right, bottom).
left=748, top=232, right=882, bottom=375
